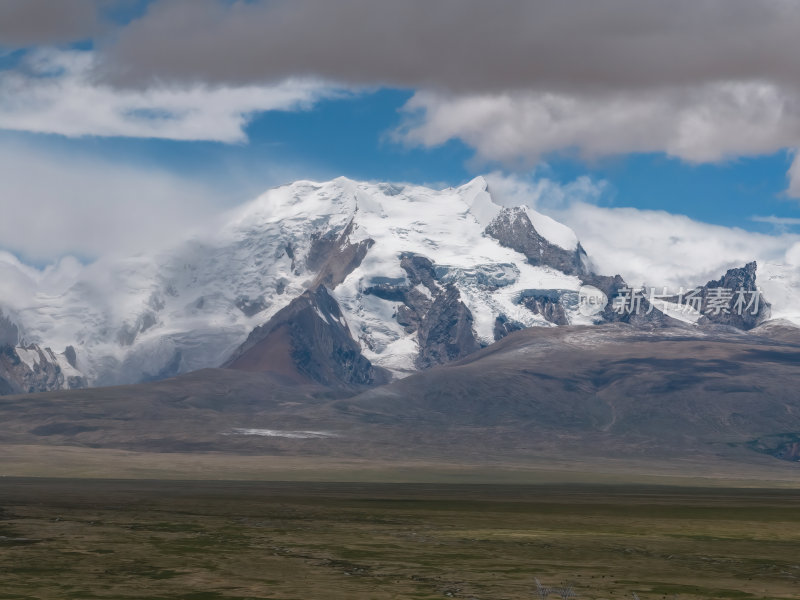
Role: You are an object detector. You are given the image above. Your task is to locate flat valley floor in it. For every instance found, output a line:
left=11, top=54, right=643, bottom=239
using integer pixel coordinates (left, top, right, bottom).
left=1, top=479, right=799, bottom=599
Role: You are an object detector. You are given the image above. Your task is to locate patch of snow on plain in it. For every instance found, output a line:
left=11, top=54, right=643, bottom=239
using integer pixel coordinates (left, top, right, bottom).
left=230, top=428, right=339, bottom=439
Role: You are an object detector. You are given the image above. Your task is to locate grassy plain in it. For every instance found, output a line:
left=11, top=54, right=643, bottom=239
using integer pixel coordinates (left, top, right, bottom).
left=1, top=479, right=799, bottom=599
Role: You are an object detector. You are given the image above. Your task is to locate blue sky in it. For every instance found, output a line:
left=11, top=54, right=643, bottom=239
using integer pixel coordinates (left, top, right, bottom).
left=4, top=87, right=797, bottom=228
left=2, top=0, right=800, bottom=268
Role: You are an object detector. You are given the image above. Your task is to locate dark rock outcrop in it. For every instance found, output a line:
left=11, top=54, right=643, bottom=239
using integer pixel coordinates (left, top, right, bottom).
left=116, top=311, right=160, bottom=347
left=400, top=252, right=440, bottom=290
left=309, top=220, right=375, bottom=288
left=64, top=345, right=78, bottom=369
left=225, top=286, right=388, bottom=387
left=363, top=254, right=438, bottom=334
left=581, top=273, right=686, bottom=328
left=484, top=208, right=679, bottom=328
left=0, top=343, right=87, bottom=395
left=518, top=290, right=571, bottom=326
left=416, top=283, right=481, bottom=370
left=582, top=263, right=771, bottom=331
left=485, top=207, right=588, bottom=276
left=363, top=252, right=482, bottom=369
left=222, top=218, right=396, bottom=386
left=493, top=315, right=525, bottom=341
left=697, top=262, right=771, bottom=330
left=235, top=295, right=269, bottom=317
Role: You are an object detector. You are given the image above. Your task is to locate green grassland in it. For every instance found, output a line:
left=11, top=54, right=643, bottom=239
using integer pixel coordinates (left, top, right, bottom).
left=1, top=479, right=799, bottom=599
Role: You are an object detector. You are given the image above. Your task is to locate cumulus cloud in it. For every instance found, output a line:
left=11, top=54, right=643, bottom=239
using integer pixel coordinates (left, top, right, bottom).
left=751, top=215, right=800, bottom=234
left=560, top=202, right=799, bottom=289
left=396, top=84, right=800, bottom=166
left=485, top=172, right=800, bottom=289
left=484, top=170, right=606, bottom=212
left=0, top=49, right=343, bottom=142
left=787, top=242, right=800, bottom=266
left=0, top=140, right=225, bottom=262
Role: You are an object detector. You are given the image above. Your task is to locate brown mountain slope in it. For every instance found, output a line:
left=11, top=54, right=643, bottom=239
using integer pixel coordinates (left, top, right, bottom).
left=224, top=286, right=389, bottom=387
left=330, top=322, right=800, bottom=461
left=1, top=322, right=799, bottom=473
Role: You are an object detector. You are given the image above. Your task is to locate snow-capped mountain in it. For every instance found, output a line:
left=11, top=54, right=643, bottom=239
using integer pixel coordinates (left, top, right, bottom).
left=0, top=176, right=790, bottom=394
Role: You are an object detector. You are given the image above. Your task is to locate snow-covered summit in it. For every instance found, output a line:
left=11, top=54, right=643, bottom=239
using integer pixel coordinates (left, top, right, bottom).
left=0, top=176, right=592, bottom=388
left=4, top=175, right=777, bottom=393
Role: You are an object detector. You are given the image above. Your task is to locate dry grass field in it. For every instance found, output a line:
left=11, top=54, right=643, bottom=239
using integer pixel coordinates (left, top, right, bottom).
left=1, top=478, right=799, bottom=600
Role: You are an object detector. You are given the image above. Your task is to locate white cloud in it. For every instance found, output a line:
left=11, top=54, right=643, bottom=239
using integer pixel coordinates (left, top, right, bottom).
left=787, top=242, right=800, bottom=265
left=0, top=140, right=227, bottom=262
left=751, top=215, right=800, bottom=235
left=484, top=170, right=606, bottom=212
left=0, top=48, right=343, bottom=142
left=484, top=172, right=800, bottom=290
left=398, top=84, right=800, bottom=194
left=559, top=202, right=799, bottom=289
left=751, top=215, right=800, bottom=226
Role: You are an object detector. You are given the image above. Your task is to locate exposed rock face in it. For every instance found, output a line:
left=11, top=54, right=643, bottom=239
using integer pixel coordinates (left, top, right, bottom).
left=416, top=283, right=481, bottom=370
left=394, top=253, right=439, bottom=338
left=518, top=290, right=570, bottom=326
left=309, top=220, right=375, bottom=289
left=363, top=254, right=438, bottom=338
left=225, top=286, right=388, bottom=387
left=0, top=343, right=87, bottom=395
left=362, top=252, right=482, bottom=369
left=116, top=310, right=160, bottom=346
left=235, top=296, right=269, bottom=317
left=581, top=273, right=626, bottom=307
left=222, top=218, right=384, bottom=386
left=485, top=207, right=588, bottom=276
left=581, top=263, right=772, bottom=330
left=493, top=315, right=526, bottom=341
left=697, top=262, right=771, bottom=330
left=64, top=345, right=78, bottom=369
left=0, top=311, right=87, bottom=394
left=401, top=252, right=440, bottom=290
left=581, top=273, right=685, bottom=328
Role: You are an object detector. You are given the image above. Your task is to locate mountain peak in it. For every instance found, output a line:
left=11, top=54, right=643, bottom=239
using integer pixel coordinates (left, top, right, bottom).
left=3, top=175, right=783, bottom=396
left=459, top=175, right=489, bottom=192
